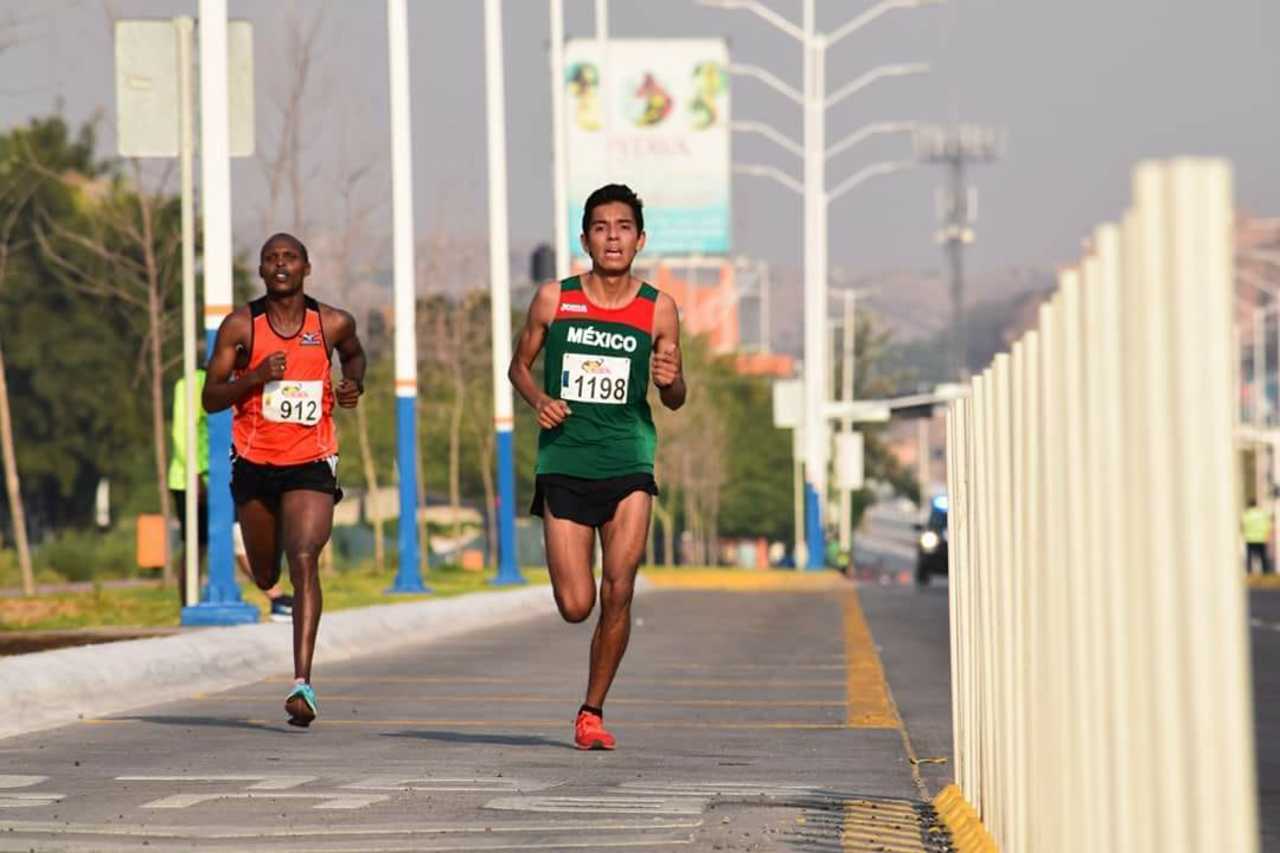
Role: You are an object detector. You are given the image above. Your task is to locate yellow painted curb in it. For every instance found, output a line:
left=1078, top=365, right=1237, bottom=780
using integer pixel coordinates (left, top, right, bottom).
left=1246, top=574, right=1280, bottom=590
left=842, top=589, right=901, bottom=729
left=641, top=568, right=851, bottom=592
left=932, top=784, right=998, bottom=852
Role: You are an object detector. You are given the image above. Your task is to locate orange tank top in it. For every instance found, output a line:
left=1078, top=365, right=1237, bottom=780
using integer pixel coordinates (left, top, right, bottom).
left=232, top=296, right=337, bottom=465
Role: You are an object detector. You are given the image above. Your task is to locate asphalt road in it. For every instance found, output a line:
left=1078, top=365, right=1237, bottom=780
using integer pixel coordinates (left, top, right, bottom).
left=1252, top=588, right=1280, bottom=851
left=0, top=578, right=955, bottom=852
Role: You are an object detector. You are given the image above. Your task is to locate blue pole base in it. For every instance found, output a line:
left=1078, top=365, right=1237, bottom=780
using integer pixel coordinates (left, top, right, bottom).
left=805, top=483, right=826, bottom=571
left=491, top=429, right=525, bottom=586
left=389, top=394, right=428, bottom=595
left=180, top=601, right=260, bottom=626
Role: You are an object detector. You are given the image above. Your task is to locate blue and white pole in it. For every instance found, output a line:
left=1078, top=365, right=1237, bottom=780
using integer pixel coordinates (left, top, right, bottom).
left=386, top=0, right=427, bottom=594
left=802, top=5, right=828, bottom=569
left=484, top=0, right=523, bottom=585
left=183, top=0, right=257, bottom=624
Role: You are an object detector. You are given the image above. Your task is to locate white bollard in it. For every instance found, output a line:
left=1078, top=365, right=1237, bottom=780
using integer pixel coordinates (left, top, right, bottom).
left=943, top=159, right=1258, bottom=852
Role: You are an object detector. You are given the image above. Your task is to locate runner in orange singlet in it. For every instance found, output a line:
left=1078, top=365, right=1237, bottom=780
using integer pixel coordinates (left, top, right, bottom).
left=203, top=233, right=366, bottom=727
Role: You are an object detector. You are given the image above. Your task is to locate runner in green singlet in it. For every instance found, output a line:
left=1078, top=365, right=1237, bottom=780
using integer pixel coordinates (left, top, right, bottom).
left=509, top=184, right=686, bottom=750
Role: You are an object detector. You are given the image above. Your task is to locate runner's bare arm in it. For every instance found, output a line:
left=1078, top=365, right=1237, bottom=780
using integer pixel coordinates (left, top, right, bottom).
left=324, top=306, right=365, bottom=408
left=202, top=309, right=282, bottom=413
left=508, top=282, right=572, bottom=429
left=651, top=292, right=686, bottom=411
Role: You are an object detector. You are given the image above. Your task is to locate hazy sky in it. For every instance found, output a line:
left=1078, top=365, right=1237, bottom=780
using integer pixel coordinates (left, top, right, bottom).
left=1, top=0, right=1276, bottom=281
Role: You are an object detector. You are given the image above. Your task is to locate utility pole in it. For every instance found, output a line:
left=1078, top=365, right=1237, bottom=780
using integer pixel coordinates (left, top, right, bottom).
left=703, top=0, right=937, bottom=569
left=916, top=124, right=1001, bottom=380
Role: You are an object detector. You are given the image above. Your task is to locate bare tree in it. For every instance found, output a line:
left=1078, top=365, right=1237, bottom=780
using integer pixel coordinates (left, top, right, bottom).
left=0, top=149, right=41, bottom=594
left=417, top=234, right=489, bottom=517
left=651, top=339, right=726, bottom=566
left=33, top=157, right=181, bottom=584
left=326, top=150, right=388, bottom=572
left=458, top=293, right=498, bottom=569
left=258, top=1, right=327, bottom=237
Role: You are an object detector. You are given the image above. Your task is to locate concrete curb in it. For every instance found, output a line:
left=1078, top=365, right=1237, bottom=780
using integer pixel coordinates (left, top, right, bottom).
left=0, top=581, right=585, bottom=742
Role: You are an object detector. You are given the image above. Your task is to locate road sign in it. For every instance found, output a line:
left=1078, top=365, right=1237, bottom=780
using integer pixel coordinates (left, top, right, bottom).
left=836, top=431, right=864, bottom=490
left=773, top=378, right=803, bottom=428
left=115, top=19, right=254, bottom=158
left=824, top=400, right=891, bottom=423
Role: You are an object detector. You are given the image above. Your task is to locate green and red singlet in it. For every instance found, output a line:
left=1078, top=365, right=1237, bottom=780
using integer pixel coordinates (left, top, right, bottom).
left=537, top=276, right=659, bottom=479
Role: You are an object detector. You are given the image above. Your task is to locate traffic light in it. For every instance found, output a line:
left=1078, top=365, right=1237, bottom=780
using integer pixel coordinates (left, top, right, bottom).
left=530, top=243, right=555, bottom=283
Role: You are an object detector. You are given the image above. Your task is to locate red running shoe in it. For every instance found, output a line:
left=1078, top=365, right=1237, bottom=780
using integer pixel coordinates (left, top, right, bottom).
left=574, top=709, right=616, bottom=750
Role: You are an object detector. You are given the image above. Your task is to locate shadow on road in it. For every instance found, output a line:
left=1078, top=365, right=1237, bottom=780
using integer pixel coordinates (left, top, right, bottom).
left=116, top=714, right=287, bottom=734
left=382, top=729, right=574, bottom=749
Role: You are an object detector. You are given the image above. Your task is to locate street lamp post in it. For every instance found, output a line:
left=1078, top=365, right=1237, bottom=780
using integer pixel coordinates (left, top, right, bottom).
left=549, top=0, right=570, bottom=280
left=484, top=0, right=523, bottom=585
left=703, top=0, right=939, bottom=568
left=386, top=0, right=427, bottom=593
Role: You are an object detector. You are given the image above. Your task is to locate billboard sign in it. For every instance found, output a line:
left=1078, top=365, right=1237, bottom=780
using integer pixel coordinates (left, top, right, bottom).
left=564, top=38, right=730, bottom=258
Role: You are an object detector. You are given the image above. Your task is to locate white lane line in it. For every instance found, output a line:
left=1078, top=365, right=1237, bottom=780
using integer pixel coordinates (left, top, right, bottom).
left=342, top=776, right=561, bottom=793
left=618, top=781, right=840, bottom=799
left=283, top=839, right=694, bottom=851
left=485, top=796, right=708, bottom=816
left=0, top=814, right=701, bottom=845
left=117, top=774, right=316, bottom=790
left=0, top=817, right=702, bottom=839
left=0, top=793, right=65, bottom=808
left=141, top=792, right=389, bottom=810
left=0, top=777, right=47, bottom=789
left=1250, top=618, right=1280, bottom=632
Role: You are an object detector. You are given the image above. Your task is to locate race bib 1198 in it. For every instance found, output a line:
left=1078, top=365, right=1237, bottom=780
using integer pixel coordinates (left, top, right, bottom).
left=262, top=380, right=323, bottom=425
left=560, top=353, right=630, bottom=405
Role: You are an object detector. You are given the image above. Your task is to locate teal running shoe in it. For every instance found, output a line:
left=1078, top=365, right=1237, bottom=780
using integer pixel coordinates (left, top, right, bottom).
left=285, top=683, right=318, bottom=728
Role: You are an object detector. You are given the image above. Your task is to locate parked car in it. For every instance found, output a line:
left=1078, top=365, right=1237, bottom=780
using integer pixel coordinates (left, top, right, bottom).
left=915, top=494, right=949, bottom=585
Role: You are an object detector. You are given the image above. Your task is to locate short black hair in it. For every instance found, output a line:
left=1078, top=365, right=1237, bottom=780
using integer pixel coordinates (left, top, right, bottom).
left=260, top=232, right=309, bottom=264
left=581, top=184, right=644, bottom=235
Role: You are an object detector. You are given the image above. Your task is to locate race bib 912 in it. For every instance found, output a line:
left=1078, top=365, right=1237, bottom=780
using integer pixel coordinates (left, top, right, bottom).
left=560, top=353, right=630, bottom=405
left=262, top=380, right=323, bottom=425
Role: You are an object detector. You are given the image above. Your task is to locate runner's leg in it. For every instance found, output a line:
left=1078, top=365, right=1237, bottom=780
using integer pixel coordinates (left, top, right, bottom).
left=236, top=499, right=283, bottom=591
left=543, top=503, right=597, bottom=623
left=585, top=490, right=651, bottom=709
left=279, top=489, right=334, bottom=683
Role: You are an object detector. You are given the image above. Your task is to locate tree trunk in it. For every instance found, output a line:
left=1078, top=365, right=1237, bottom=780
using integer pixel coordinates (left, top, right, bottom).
left=652, top=496, right=674, bottom=569
left=414, top=399, right=430, bottom=578
left=681, top=460, right=697, bottom=566
left=478, top=431, right=496, bottom=569
left=356, top=403, right=384, bottom=574
left=645, top=505, right=654, bottom=567
left=0, top=337, right=33, bottom=595
left=139, top=194, right=173, bottom=585
left=448, top=371, right=464, bottom=513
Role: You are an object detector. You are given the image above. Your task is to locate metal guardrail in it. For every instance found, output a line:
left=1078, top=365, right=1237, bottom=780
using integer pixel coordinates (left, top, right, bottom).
left=945, top=159, right=1258, bottom=852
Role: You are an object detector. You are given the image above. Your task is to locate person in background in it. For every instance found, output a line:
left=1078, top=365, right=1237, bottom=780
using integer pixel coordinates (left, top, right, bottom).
left=1243, top=500, right=1273, bottom=575
left=170, top=364, right=294, bottom=620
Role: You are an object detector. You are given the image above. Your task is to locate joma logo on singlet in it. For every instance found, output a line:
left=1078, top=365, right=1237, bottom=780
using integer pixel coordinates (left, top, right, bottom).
left=566, top=325, right=638, bottom=353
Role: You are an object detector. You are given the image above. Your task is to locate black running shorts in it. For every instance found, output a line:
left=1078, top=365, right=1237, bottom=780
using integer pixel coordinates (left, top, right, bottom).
left=531, top=472, right=658, bottom=528
left=230, top=454, right=343, bottom=506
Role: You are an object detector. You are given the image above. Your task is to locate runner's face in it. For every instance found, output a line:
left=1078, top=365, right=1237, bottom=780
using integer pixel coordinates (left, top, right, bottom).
left=581, top=202, right=644, bottom=274
left=259, top=240, right=310, bottom=296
